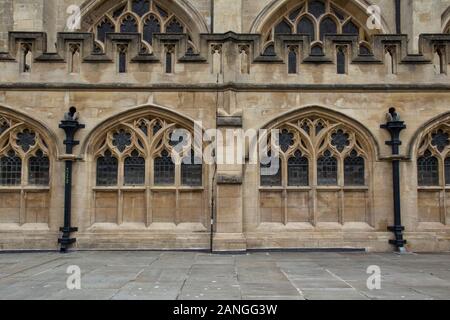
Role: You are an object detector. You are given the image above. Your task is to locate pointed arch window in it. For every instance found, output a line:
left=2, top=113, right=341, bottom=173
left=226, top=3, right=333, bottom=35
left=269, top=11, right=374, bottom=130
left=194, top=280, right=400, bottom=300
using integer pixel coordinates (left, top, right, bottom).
left=317, top=150, right=338, bottom=185
left=96, top=150, right=118, bottom=186
left=297, top=17, right=315, bottom=40
left=336, top=46, right=347, bottom=74
left=417, top=150, right=439, bottom=186
left=288, top=46, right=298, bottom=74
left=308, top=0, right=326, bottom=18
left=154, top=150, right=175, bottom=185
left=275, top=20, right=292, bottom=35
left=143, top=15, right=161, bottom=45
left=29, top=150, right=50, bottom=186
left=288, top=151, right=309, bottom=186
left=124, top=150, right=145, bottom=185
left=0, top=150, right=22, bottom=186
left=319, top=17, right=338, bottom=41
left=120, top=15, right=138, bottom=33
left=132, top=0, right=150, bottom=17
left=344, top=150, right=365, bottom=186
left=96, top=19, right=114, bottom=43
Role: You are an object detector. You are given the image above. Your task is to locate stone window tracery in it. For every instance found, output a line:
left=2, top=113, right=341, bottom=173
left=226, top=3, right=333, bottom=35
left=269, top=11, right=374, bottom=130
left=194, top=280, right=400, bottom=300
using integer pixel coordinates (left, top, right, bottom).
left=259, top=113, right=372, bottom=226
left=264, top=0, right=371, bottom=53
left=416, top=120, right=450, bottom=224
left=91, top=113, right=206, bottom=226
left=90, top=0, right=195, bottom=55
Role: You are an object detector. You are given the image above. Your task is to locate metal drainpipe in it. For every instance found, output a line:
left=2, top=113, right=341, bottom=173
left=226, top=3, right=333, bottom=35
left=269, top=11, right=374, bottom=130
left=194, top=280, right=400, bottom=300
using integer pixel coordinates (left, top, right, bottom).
left=395, top=0, right=401, bottom=34
left=58, top=107, right=85, bottom=253
left=381, top=108, right=407, bottom=253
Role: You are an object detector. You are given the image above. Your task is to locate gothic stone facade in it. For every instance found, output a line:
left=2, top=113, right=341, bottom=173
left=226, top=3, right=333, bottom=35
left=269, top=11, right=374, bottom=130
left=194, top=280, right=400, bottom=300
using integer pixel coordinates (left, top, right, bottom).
left=0, top=0, right=450, bottom=252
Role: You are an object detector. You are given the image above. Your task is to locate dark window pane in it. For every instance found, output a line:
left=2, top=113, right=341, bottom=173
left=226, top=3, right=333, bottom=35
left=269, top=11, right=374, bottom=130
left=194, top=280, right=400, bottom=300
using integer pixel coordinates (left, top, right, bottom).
left=343, top=20, right=359, bottom=34
left=112, top=129, right=131, bottom=151
left=112, top=5, right=126, bottom=18
left=344, top=150, right=365, bottom=186
left=263, top=44, right=276, bottom=56
left=331, top=129, right=350, bottom=152
left=359, top=44, right=371, bottom=55
left=431, top=129, right=449, bottom=153
left=289, top=7, right=302, bottom=21
left=445, top=157, right=450, bottom=185
left=260, top=157, right=282, bottom=186
left=308, top=0, right=326, bottom=18
left=288, top=151, right=309, bottom=186
left=317, top=150, right=337, bottom=185
left=16, top=129, right=36, bottom=153
left=96, top=150, right=118, bottom=186
left=165, top=51, right=173, bottom=73
left=288, top=49, right=297, bottom=74
left=143, top=15, right=161, bottom=45
left=154, top=150, right=175, bottom=185
left=279, top=129, right=294, bottom=152
left=166, top=19, right=183, bottom=33
left=311, top=44, right=324, bottom=55
left=181, top=153, right=202, bottom=186
left=124, top=150, right=145, bottom=185
left=337, top=47, right=346, bottom=74
left=320, top=17, right=337, bottom=41
left=120, top=15, right=138, bottom=33
left=132, top=0, right=150, bottom=16
left=0, top=150, right=21, bottom=186
left=97, top=19, right=114, bottom=43
left=274, top=20, right=292, bottom=35
left=417, top=150, right=439, bottom=186
left=28, top=150, right=49, bottom=185
left=118, top=51, right=126, bottom=73
left=297, top=17, right=315, bottom=40
left=156, top=5, right=168, bottom=18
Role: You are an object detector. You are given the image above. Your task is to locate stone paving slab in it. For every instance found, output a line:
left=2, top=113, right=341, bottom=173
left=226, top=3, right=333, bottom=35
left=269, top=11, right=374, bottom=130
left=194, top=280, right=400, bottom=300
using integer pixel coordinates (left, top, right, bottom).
left=0, top=251, right=450, bottom=300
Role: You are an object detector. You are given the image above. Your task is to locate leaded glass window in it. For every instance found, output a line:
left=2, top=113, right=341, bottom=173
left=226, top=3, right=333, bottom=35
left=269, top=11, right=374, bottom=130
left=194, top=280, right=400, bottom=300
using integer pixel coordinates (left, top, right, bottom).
left=97, top=19, right=114, bottom=43
left=154, top=150, right=175, bottom=185
left=143, top=15, right=161, bottom=45
left=124, top=150, right=145, bottom=185
left=28, top=150, right=49, bottom=186
left=317, top=150, right=337, bottom=185
left=417, top=150, right=439, bottom=186
left=297, top=17, right=315, bottom=40
left=166, top=19, right=183, bottom=33
left=260, top=157, right=282, bottom=187
left=132, top=0, right=150, bottom=17
left=320, top=17, right=337, bottom=41
left=0, top=150, right=21, bottom=186
left=96, top=150, right=118, bottom=186
left=181, top=153, right=202, bottom=186
left=343, top=20, right=359, bottom=34
left=288, top=151, right=309, bottom=186
left=275, top=20, right=292, bottom=35
left=344, top=150, right=365, bottom=186
left=120, top=15, right=138, bottom=33
left=308, top=0, right=326, bottom=18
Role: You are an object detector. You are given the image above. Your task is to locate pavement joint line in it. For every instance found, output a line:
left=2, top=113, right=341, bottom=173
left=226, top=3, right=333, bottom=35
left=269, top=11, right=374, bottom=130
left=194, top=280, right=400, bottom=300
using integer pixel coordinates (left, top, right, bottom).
left=175, top=254, right=193, bottom=300
left=324, top=268, right=366, bottom=299
left=0, top=256, right=62, bottom=281
left=280, top=269, right=304, bottom=298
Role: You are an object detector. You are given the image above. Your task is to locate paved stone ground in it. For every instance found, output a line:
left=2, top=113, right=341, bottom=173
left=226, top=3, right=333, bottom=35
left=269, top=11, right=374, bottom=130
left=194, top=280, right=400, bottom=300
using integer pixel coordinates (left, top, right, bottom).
left=0, top=251, right=450, bottom=300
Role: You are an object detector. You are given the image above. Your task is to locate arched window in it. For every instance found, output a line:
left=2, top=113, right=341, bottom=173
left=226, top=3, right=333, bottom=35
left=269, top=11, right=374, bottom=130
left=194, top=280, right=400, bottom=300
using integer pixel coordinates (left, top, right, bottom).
left=297, top=17, right=315, bottom=40
left=288, top=150, right=309, bottom=186
left=181, top=152, right=203, bottom=186
left=120, top=15, right=138, bottom=33
left=0, top=150, right=22, bottom=186
left=317, top=150, right=337, bottom=185
left=288, top=46, right=298, bottom=74
left=96, top=150, right=118, bottom=186
left=143, top=15, right=161, bottom=45
left=165, top=45, right=174, bottom=74
left=336, top=46, right=346, bottom=74
left=91, top=1, right=193, bottom=54
left=434, top=46, right=446, bottom=75
left=124, top=150, right=145, bottom=185
left=417, top=150, right=439, bottom=186
left=262, top=1, right=372, bottom=61
left=154, top=150, right=175, bottom=185
left=259, top=114, right=372, bottom=225
left=28, top=150, right=50, bottom=186
left=118, top=45, right=127, bottom=73
left=344, top=150, right=365, bottom=186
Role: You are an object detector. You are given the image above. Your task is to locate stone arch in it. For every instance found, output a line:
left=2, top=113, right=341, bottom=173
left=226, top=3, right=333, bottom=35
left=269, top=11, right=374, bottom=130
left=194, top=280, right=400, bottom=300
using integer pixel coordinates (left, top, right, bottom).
left=260, top=105, right=380, bottom=160
left=250, top=0, right=390, bottom=35
left=81, top=0, right=209, bottom=35
left=0, top=103, right=59, bottom=157
left=442, top=6, right=450, bottom=33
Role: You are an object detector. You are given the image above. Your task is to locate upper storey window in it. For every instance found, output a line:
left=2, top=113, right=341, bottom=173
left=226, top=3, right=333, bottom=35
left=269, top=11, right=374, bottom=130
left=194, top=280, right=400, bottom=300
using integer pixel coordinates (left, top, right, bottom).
left=91, top=0, right=196, bottom=54
left=266, top=0, right=371, bottom=52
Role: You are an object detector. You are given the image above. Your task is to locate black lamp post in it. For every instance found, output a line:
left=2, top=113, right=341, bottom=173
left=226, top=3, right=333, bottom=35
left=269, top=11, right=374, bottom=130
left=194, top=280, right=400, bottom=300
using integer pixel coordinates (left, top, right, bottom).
left=381, top=108, right=407, bottom=253
left=58, top=107, right=85, bottom=253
